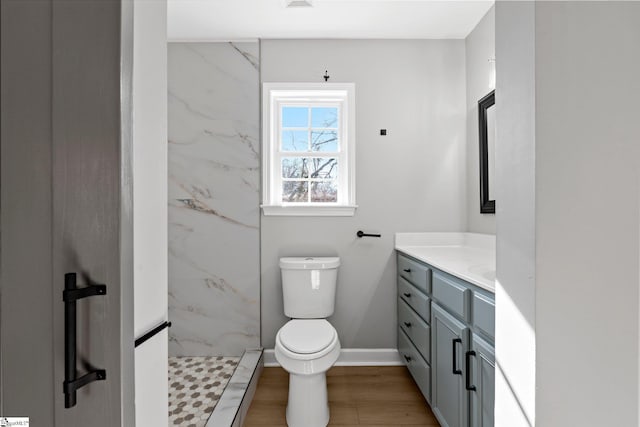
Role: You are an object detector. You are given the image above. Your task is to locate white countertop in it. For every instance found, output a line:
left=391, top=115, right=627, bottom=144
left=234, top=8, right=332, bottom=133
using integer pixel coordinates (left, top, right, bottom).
left=395, top=232, right=496, bottom=293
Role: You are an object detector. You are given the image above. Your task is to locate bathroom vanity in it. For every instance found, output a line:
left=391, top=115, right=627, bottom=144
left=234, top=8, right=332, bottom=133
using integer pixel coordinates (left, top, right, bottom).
left=395, top=233, right=495, bottom=427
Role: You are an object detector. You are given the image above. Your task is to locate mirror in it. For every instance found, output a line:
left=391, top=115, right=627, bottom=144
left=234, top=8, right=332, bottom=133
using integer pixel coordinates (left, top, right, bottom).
left=478, top=90, right=495, bottom=214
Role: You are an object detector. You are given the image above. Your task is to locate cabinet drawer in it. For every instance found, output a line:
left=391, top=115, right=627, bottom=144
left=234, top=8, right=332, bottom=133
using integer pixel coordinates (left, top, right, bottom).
left=432, top=272, right=471, bottom=321
left=398, top=298, right=430, bottom=363
left=472, top=292, right=495, bottom=341
left=398, top=327, right=431, bottom=403
left=398, top=276, right=430, bottom=322
left=398, top=254, right=431, bottom=294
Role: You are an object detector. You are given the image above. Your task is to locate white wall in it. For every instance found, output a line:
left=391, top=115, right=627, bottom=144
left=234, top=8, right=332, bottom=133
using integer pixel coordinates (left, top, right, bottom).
left=535, top=2, right=640, bottom=425
left=494, top=3, right=536, bottom=425
left=260, top=39, right=467, bottom=349
left=132, top=1, right=168, bottom=425
left=465, top=6, right=496, bottom=235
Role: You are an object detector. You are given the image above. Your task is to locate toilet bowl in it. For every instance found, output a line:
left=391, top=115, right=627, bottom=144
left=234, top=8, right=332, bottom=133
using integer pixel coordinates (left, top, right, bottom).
left=275, top=319, right=341, bottom=427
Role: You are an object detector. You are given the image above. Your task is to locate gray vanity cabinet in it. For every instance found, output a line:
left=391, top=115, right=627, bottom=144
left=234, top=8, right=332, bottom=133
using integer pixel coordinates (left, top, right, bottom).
left=469, top=335, right=495, bottom=427
left=396, top=255, right=433, bottom=403
left=431, top=303, right=468, bottom=427
left=397, top=251, right=495, bottom=427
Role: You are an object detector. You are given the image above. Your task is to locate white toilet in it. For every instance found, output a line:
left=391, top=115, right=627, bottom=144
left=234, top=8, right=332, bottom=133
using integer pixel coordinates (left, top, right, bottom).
left=275, top=256, right=341, bottom=427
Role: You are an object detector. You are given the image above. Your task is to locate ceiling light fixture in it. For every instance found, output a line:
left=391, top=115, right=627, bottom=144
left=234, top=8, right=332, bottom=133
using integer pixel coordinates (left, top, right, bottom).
left=285, top=0, right=313, bottom=8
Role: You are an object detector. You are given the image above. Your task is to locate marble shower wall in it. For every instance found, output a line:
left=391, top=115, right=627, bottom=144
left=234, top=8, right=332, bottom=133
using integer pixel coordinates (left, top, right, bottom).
left=168, top=43, right=260, bottom=356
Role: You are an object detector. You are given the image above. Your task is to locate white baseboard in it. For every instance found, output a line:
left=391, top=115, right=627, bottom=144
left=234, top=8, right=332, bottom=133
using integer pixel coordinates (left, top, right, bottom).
left=263, top=348, right=403, bottom=367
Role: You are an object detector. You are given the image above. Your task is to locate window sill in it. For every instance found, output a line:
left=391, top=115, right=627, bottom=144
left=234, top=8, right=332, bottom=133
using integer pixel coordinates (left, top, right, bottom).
left=261, top=204, right=357, bottom=217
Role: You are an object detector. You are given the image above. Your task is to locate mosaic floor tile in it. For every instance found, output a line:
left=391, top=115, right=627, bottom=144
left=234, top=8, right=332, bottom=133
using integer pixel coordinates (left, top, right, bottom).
left=169, top=356, right=240, bottom=427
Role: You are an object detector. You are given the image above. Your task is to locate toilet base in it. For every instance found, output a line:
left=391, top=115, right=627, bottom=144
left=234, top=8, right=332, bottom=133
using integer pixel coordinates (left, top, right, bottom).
left=285, top=372, right=330, bottom=427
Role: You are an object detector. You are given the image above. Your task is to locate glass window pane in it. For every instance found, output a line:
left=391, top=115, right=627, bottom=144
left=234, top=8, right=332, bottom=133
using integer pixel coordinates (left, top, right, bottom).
left=282, top=107, right=308, bottom=128
left=282, top=158, right=308, bottom=178
left=311, top=107, right=338, bottom=128
left=309, top=158, right=337, bottom=179
left=283, top=181, right=308, bottom=203
left=311, top=181, right=338, bottom=203
left=311, top=130, right=338, bottom=152
left=281, top=130, right=309, bottom=151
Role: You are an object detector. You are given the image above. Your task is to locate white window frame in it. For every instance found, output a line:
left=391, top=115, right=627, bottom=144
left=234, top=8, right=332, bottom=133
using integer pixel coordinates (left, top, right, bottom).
left=262, top=82, right=357, bottom=216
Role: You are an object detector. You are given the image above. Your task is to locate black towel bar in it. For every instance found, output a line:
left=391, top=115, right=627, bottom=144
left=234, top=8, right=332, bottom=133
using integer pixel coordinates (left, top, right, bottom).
left=135, top=321, right=172, bottom=348
left=357, top=230, right=381, bottom=238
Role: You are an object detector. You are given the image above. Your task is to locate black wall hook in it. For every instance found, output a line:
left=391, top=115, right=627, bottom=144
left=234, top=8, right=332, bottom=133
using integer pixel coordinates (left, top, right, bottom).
left=323, top=70, right=330, bottom=82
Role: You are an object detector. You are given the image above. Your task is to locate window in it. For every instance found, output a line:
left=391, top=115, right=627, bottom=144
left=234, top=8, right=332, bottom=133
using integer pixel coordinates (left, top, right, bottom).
left=262, top=83, right=356, bottom=216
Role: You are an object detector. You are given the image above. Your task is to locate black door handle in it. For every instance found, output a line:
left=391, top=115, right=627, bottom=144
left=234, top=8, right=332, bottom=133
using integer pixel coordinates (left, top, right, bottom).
left=403, top=322, right=412, bottom=328
left=452, top=338, right=462, bottom=375
left=63, top=273, right=107, bottom=408
left=403, top=268, right=412, bottom=273
left=465, top=351, right=477, bottom=391
left=403, top=292, right=411, bottom=298
left=404, top=354, right=412, bottom=363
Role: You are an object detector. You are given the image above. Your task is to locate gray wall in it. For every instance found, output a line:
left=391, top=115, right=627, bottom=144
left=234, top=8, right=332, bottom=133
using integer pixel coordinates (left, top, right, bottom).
left=465, top=6, right=496, bottom=234
left=496, top=1, right=640, bottom=425
left=535, top=2, right=640, bottom=425
left=260, top=39, right=467, bottom=349
left=168, top=42, right=261, bottom=356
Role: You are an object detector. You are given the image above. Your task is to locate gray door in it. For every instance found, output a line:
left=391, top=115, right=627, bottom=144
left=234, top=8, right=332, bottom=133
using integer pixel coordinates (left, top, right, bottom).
left=431, top=303, right=468, bottom=427
left=1, top=0, right=134, bottom=425
left=469, top=335, right=495, bottom=427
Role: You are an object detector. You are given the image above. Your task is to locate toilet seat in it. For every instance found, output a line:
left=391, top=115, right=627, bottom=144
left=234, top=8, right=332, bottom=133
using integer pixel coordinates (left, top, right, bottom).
left=279, top=319, right=336, bottom=354
left=276, top=319, right=339, bottom=362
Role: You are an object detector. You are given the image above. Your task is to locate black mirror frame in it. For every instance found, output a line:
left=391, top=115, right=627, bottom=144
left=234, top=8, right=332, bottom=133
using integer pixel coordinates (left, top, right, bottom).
left=478, top=90, right=495, bottom=214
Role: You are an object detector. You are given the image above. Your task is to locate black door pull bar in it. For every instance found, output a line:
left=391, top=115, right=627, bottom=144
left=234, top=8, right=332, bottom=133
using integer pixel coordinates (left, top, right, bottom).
left=63, top=272, right=107, bottom=409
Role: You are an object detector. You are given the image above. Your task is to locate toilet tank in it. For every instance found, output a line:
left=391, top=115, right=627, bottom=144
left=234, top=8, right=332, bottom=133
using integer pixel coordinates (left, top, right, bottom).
left=280, top=257, right=340, bottom=318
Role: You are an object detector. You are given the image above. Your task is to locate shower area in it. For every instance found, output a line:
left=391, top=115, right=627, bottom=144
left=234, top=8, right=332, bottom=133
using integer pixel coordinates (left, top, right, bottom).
left=167, top=42, right=262, bottom=427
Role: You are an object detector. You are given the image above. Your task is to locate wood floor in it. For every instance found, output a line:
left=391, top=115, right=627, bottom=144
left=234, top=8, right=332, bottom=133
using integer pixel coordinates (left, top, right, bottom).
left=244, top=366, right=441, bottom=427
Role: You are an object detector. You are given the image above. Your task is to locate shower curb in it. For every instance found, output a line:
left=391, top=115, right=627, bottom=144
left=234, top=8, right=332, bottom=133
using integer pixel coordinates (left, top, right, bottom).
left=205, top=349, right=264, bottom=427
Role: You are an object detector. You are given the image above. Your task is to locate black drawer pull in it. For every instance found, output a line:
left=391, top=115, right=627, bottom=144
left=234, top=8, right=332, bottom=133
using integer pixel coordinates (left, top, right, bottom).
left=403, top=292, right=411, bottom=298
left=403, top=268, right=412, bottom=273
left=403, top=321, right=412, bottom=328
left=465, top=351, right=477, bottom=391
left=452, top=338, right=462, bottom=375
left=404, top=354, right=412, bottom=363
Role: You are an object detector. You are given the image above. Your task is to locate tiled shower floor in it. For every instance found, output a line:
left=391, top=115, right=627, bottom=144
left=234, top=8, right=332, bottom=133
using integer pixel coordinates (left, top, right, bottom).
left=168, top=356, right=240, bottom=426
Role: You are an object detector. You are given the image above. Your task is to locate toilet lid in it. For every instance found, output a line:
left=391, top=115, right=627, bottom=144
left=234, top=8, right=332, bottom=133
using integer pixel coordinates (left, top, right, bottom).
left=279, top=319, right=336, bottom=354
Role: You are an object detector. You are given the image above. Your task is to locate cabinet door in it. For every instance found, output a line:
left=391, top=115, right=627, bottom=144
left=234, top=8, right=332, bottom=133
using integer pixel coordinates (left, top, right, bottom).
left=431, top=303, right=468, bottom=427
left=469, top=335, right=495, bottom=427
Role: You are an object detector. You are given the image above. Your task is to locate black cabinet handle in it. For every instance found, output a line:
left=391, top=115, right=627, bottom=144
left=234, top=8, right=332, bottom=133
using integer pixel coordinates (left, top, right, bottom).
left=404, top=354, right=412, bottom=363
left=465, top=351, right=477, bottom=391
left=403, top=268, right=412, bottom=273
left=452, top=338, right=462, bottom=375
left=403, top=321, right=412, bottom=328
left=403, top=292, right=411, bottom=298
left=63, top=273, right=107, bottom=409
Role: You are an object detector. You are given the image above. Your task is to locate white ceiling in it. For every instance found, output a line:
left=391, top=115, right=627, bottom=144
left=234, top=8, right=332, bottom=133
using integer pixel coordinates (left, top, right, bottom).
left=168, top=0, right=495, bottom=41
